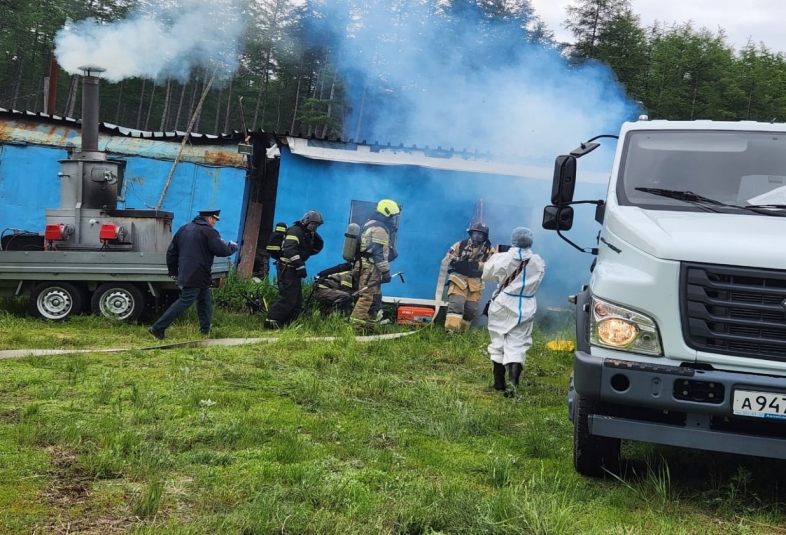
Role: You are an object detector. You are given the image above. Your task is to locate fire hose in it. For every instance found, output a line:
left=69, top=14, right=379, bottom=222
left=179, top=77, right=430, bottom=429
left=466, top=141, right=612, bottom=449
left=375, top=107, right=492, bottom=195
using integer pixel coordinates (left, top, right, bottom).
left=0, top=331, right=418, bottom=360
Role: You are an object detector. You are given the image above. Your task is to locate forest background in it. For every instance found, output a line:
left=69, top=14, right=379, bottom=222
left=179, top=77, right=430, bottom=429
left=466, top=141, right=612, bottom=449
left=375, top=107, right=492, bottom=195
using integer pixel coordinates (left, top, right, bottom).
left=1, top=0, right=784, bottom=141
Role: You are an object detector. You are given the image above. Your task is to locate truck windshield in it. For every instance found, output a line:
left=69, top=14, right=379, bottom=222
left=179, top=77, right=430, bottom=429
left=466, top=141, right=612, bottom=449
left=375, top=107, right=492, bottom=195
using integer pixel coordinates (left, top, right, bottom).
left=618, top=130, right=786, bottom=214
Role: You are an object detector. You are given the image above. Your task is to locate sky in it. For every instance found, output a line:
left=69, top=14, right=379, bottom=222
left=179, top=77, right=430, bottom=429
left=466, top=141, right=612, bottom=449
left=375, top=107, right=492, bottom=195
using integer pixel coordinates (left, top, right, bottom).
left=531, top=0, right=786, bottom=54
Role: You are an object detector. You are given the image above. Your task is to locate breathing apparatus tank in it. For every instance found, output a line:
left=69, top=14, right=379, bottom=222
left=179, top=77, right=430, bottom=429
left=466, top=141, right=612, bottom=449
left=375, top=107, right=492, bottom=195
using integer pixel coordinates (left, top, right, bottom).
left=342, top=222, right=361, bottom=262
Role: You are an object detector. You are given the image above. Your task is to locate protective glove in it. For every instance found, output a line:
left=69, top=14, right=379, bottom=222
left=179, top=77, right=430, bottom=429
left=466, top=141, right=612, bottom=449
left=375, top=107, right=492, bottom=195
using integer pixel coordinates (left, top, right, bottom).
left=449, top=258, right=458, bottom=268
left=227, top=240, right=239, bottom=253
left=296, top=265, right=307, bottom=279
left=380, top=270, right=392, bottom=284
left=169, top=274, right=178, bottom=281
left=452, top=260, right=470, bottom=274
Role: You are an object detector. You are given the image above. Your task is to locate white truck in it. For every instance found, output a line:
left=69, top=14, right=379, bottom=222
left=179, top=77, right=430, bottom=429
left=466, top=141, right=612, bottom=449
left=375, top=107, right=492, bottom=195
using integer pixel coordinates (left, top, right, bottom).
left=543, top=118, right=786, bottom=476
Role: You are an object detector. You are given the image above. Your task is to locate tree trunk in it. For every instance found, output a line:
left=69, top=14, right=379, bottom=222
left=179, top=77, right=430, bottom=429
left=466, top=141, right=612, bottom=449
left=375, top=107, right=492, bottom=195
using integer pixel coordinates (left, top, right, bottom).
left=276, top=80, right=284, bottom=132
left=115, top=80, right=124, bottom=124
left=66, top=75, right=79, bottom=118
left=252, top=77, right=264, bottom=131
left=174, top=80, right=187, bottom=130
left=136, top=79, right=146, bottom=130
left=213, top=88, right=222, bottom=135
left=159, top=78, right=172, bottom=131
left=353, top=83, right=367, bottom=141
left=188, top=72, right=199, bottom=127
left=259, top=0, right=283, bottom=128
left=223, top=79, right=233, bottom=134
left=322, top=72, right=336, bottom=138
left=290, top=67, right=303, bottom=134
left=144, top=83, right=156, bottom=131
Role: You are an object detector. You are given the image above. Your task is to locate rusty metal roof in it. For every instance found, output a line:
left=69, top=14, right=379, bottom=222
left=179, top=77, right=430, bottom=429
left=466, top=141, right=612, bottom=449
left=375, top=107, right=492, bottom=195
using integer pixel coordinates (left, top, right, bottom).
left=0, top=109, right=247, bottom=168
left=0, top=107, right=244, bottom=144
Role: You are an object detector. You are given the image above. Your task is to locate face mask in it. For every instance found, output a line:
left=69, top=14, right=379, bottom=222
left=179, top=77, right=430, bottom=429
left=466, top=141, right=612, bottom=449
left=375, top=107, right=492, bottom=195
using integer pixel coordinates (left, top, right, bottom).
left=470, top=232, right=485, bottom=244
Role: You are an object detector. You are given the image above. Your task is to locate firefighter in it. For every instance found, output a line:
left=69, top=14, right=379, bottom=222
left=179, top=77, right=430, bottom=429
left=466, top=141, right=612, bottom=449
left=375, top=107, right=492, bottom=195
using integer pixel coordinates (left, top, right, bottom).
left=350, top=199, right=401, bottom=333
left=445, top=221, right=494, bottom=333
left=149, top=209, right=238, bottom=340
left=312, top=264, right=355, bottom=316
left=264, top=210, right=324, bottom=328
left=481, top=227, right=546, bottom=394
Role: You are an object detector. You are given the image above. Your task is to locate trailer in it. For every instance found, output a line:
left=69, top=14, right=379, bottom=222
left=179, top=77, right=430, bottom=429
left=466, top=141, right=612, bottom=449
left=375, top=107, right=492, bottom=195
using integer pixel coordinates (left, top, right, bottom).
left=0, top=67, right=229, bottom=321
left=0, top=249, right=228, bottom=321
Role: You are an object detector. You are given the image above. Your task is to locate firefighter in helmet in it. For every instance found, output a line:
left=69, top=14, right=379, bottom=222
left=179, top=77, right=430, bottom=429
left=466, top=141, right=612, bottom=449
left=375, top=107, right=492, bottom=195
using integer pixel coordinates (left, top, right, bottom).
left=444, top=221, right=494, bottom=333
left=312, top=263, right=355, bottom=316
left=265, top=210, right=324, bottom=328
left=350, top=199, right=401, bottom=332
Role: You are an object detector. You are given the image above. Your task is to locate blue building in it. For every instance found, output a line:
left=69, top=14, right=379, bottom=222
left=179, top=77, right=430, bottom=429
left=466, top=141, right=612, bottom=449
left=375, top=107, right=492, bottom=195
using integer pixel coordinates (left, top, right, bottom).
left=0, top=110, right=609, bottom=312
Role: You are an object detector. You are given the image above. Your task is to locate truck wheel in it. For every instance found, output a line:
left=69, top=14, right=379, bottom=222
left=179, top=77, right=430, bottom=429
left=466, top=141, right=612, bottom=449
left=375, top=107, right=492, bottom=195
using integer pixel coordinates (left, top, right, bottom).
left=91, top=283, right=146, bottom=322
left=29, top=282, right=83, bottom=321
left=574, top=396, right=621, bottom=477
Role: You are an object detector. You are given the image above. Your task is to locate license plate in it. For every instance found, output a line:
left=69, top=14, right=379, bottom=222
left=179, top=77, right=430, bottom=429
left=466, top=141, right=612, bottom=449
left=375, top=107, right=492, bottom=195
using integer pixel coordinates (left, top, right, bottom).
left=733, top=390, right=786, bottom=420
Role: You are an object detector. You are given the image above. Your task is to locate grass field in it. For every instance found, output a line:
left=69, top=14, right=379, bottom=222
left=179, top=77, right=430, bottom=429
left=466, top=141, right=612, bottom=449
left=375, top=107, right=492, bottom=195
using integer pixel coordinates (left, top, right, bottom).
left=1, top=292, right=786, bottom=534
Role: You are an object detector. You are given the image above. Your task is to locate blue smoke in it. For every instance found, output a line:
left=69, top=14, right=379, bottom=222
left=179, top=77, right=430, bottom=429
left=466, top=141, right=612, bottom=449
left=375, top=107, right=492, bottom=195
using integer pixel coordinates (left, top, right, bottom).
left=292, top=0, right=640, bottom=320
left=301, top=0, right=637, bottom=161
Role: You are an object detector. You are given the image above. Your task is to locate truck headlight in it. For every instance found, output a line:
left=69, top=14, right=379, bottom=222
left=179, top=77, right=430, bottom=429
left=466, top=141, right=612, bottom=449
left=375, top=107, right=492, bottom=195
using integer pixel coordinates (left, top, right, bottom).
left=590, top=296, right=662, bottom=356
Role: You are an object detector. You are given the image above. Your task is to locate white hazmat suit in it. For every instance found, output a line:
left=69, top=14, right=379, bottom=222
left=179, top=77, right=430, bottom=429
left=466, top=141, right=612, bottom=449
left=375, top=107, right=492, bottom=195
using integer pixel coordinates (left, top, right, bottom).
left=482, top=246, right=545, bottom=366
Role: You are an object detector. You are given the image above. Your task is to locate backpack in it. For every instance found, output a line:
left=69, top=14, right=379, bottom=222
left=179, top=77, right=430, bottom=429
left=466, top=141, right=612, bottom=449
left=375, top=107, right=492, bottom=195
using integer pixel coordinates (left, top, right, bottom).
left=266, top=222, right=288, bottom=259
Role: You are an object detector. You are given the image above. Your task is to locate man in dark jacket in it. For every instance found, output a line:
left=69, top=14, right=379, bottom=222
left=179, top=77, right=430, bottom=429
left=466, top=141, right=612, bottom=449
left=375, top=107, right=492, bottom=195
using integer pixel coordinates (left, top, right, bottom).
left=264, top=210, right=324, bottom=329
left=148, top=209, right=238, bottom=339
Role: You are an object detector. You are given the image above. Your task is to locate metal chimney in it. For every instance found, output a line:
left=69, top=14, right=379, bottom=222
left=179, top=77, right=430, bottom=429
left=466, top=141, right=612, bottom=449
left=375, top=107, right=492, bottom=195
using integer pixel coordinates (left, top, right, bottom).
left=78, top=65, right=105, bottom=153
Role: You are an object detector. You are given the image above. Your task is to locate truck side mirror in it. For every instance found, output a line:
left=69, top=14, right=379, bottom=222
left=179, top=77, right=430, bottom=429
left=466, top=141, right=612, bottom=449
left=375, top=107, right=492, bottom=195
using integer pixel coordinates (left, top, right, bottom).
left=542, top=205, right=574, bottom=231
left=551, top=155, right=577, bottom=205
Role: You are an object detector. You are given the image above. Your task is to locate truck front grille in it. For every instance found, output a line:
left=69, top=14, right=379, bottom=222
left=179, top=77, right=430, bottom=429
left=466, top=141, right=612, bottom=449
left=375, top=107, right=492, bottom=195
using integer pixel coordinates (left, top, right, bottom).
left=680, top=263, right=786, bottom=361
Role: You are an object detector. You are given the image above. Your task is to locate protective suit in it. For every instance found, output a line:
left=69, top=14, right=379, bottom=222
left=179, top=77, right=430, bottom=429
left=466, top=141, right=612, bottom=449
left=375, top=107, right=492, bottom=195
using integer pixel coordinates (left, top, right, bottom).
left=350, top=199, right=400, bottom=332
left=481, top=227, right=545, bottom=392
left=265, top=211, right=324, bottom=328
left=445, top=222, right=493, bottom=333
left=313, top=270, right=355, bottom=315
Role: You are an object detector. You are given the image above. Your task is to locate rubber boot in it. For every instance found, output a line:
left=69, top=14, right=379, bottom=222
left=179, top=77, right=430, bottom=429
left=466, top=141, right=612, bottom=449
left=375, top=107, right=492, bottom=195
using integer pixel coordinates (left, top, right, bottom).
left=492, top=362, right=506, bottom=391
left=505, top=363, right=523, bottom=398
left=507, top=363, right=523, bottom=387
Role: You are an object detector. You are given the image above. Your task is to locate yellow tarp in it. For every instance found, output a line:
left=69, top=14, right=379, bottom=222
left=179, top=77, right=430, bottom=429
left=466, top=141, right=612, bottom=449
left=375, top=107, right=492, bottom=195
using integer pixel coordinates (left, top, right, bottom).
left=546, top=340, right=575, bottom=352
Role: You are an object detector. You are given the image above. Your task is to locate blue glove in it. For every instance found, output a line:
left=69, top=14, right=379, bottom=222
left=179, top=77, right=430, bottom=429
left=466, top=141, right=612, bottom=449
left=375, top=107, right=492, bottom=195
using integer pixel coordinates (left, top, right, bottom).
left=380, top=270, right=392, bottom=284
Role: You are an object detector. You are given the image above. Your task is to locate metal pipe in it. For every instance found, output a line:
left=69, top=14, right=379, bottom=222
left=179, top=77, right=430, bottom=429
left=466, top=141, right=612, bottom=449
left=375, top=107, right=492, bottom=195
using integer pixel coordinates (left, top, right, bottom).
left=81, top=74, right=100, bottom=152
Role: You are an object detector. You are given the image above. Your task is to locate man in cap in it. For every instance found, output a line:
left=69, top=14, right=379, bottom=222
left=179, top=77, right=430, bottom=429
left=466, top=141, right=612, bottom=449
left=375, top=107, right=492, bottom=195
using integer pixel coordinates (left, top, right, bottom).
left=264, top=210, right=324, bottom=328
left=149, top=209, right=238, bottom=339
left=481, top=227, right=545, bottom=395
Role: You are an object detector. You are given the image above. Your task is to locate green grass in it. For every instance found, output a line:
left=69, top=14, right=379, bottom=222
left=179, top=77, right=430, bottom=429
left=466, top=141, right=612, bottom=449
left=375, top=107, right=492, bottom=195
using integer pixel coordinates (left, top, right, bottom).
left=1, top=296, right=786, bottom=534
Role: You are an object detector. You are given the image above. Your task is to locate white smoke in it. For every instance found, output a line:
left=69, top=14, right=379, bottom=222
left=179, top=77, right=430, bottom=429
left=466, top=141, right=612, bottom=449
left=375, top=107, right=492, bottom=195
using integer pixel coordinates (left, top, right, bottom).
left=54, top=0, right=247, bottom=83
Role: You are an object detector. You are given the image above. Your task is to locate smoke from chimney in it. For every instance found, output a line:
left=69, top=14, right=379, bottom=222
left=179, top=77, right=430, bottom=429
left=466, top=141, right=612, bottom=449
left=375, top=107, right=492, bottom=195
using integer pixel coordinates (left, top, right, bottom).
left=54, top=0, right=246, bottom=83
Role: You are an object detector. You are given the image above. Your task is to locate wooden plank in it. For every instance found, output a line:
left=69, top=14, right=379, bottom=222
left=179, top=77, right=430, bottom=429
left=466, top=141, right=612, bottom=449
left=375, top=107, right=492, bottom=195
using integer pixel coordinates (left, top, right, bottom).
left=237, top=201, right=263, bottom=278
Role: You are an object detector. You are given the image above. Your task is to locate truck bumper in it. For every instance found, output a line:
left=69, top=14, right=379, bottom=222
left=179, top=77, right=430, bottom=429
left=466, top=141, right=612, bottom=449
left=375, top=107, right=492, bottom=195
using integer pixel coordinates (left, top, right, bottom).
left=570, top=351, right=786, bottom=460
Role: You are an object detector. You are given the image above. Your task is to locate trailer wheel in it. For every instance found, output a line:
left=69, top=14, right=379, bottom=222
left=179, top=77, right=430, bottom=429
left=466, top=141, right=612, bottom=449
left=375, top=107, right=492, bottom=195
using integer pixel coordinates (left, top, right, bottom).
left=574, top=396, right=621, bottom=477
left=29, top=282, right=83, bottom=321
left=91, top=283, right=146, bottom=322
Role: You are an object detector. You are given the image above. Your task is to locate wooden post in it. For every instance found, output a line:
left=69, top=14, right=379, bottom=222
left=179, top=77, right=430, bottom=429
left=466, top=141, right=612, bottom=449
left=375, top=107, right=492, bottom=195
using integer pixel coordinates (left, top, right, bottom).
left=237, top=201, right=264, bottom=278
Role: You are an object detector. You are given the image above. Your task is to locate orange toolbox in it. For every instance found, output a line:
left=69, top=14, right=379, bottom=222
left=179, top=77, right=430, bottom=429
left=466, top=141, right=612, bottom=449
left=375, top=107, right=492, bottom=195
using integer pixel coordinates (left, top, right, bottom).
left=397, top=305, right=435, bottom=326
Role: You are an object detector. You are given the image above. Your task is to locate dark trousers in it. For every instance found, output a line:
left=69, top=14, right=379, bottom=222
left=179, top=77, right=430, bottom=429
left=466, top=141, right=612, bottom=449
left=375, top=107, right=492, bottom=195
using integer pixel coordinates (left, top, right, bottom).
left=152, top=286, right=213, bottom=333
left=267, top=264, right=303, bottom=324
